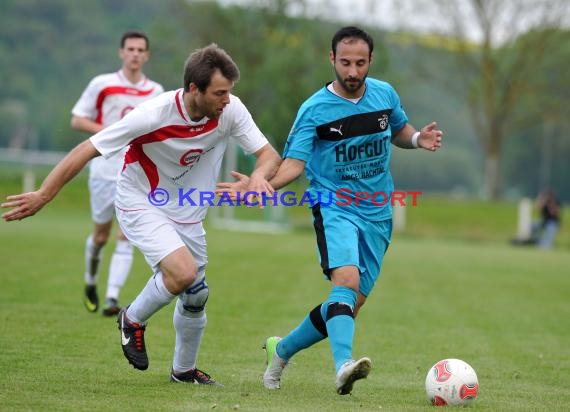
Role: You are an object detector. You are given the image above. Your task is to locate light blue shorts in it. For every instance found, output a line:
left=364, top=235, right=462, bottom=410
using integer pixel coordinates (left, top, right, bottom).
left=311, top=204, right=392, bottom=297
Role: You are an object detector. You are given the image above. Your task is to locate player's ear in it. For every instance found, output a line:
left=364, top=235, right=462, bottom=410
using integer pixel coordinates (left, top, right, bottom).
left=329, top=50, right=335, bottom=66
left=188, top=82, right=199, bottom=95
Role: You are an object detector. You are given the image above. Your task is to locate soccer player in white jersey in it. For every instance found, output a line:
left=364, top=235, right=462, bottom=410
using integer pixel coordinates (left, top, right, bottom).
left=71, top=31, right=164, bottom=316
left=2, top=44, right=281, bottom=385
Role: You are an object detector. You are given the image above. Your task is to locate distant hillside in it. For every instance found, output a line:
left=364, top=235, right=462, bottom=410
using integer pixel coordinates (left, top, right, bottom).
left=1, top=0, right=568, bottom=199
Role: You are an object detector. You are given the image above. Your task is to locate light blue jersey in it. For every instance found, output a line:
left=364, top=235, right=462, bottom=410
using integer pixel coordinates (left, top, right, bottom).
left=284, top=78, right=408, bottom=221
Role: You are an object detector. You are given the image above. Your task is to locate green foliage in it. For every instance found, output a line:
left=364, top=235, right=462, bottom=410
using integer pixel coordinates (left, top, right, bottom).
left=1, top=0, right=569, bottom=200
left=502, top=29, right=570, bottom=199
left=1, top=175, right=569, bottom=410
left=151, top=1, right=337, bottom=153
left=0, top=0, right=168, bottom=150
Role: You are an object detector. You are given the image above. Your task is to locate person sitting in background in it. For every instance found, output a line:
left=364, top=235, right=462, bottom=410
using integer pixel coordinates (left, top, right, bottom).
left=532, top=188, right=562, bottom=249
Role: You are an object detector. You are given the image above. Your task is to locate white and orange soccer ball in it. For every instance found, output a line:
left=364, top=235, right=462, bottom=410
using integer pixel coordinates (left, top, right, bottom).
left=425, top=358, right=479, bottom=406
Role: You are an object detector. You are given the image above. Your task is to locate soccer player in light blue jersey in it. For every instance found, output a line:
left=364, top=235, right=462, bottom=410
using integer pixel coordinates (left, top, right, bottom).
left=218, top=26, right=443, bottom=395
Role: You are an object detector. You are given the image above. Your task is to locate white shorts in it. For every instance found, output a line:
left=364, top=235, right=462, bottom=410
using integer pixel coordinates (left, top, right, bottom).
left=88, top=178, right=117, bottom=224
left=116, top=208, right=207, bottom=270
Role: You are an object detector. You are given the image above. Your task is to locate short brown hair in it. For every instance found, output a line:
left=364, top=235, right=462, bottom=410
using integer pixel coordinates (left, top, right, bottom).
left=183, top=43, right=240, bottom=92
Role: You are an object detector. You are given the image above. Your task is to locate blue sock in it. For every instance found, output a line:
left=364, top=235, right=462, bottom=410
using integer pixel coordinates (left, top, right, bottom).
left=277, top=304, right=327, bottom=360
left=321, top=286, right=357, bottom=373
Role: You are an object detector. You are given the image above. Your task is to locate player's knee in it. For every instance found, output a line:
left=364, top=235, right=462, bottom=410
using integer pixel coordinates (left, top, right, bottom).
left=92, top=232, right=109, bottom=246
left=346, top=280, right=360, bottom=292
left=178, top=264, right=198, bottom=288
left=93, top=221, right=113, bottom=245
left=181, top=270, right=209, bottom=314
left=330, top=268, right=360, bottom=292
left=161, top=263, right=198, bottom=294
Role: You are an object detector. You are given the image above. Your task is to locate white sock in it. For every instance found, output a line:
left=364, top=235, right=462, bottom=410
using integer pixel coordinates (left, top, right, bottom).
left=84, top=234, right=102, bottom=285
left=172, top=298, right=207, bottom=373
left=127, top=271, right=175, bottom=324
left=105, top=240, right=133, bottom=301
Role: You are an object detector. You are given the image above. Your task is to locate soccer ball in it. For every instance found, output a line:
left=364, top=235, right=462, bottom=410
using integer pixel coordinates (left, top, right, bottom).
left=425, top=358, right=479, bottom=406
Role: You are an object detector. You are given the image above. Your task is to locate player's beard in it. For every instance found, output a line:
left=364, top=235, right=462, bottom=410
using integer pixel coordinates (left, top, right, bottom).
left=194, top=98, right=222, bottom=120
left=334, top=69, right=368, bottom=95
left=208, top=104, right=223, bottom=119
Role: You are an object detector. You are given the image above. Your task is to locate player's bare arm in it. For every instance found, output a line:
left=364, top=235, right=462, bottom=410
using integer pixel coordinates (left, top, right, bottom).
left=227, top=143, right=280, bottom=209
left=392, top=121, right=443, bottom=151
left=70, top=115, right=105, bottom=135
left=248, top=143, right=282, bottom=196
left=268, top=158, right=305, bottom=190
left=2, top=140, right=100, bottom=221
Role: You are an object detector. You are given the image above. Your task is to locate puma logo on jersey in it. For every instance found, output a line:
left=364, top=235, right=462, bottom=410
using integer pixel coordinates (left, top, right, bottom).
left=330, top=125, right=343, bottom=135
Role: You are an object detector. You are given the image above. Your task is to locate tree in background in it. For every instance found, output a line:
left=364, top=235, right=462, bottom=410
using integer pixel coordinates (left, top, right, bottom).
left=2, top=0, right=568, bottom=199
left=385, top=0, right=569, bottom=199
left=501, top=28, right=570, bottom=198
left=153, top=0, right=339, bottom=152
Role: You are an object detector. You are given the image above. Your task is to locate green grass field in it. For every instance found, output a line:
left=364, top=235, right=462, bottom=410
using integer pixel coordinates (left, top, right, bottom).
left=1, top=173, right=569, bottom=411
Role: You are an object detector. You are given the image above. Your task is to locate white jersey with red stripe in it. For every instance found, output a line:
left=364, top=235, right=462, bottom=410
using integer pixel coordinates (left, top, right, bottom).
left=90, top=89, right=269, bottom=223
left=72, top=70, right=164, bottom=181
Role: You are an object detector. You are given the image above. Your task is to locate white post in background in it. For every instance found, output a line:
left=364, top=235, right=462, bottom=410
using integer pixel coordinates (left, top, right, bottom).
left=222, top=142, right=237, bottom=221
left=516, top=197, right=533, bottom=240
left=23, top=169, right=35, bottom=193
left=393, top=203, right=406, bottom=232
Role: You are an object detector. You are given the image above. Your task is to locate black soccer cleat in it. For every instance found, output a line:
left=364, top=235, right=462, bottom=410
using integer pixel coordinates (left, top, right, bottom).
left=170, top=368, right=223, bottom=386
left=117, top=307, right=148, bottom=370
left=83, top=285, right=99, bottom=313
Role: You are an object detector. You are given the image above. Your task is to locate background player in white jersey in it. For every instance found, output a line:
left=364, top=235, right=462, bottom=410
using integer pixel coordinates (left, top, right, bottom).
left=2, top=43, right=281, bottom=385
left=71, top=31, right=164, bottom=316
left=217, top=26, right=443, bottom=395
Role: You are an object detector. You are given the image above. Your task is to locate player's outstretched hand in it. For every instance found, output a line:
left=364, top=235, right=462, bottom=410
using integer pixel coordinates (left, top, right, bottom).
left=216, top=170, right=250, bottom=201
left=246, top=171, right=275, bottom=210
left=2, top=191, right=48, bottom=221
left=418, top=121, right=443, bottom=152
left=216, top=170, right=275, bottom=209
